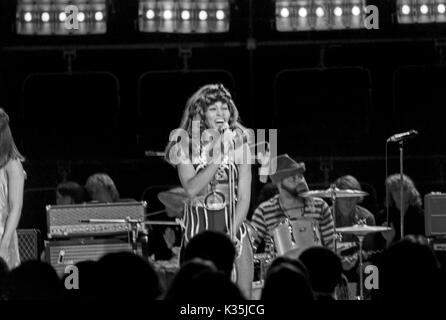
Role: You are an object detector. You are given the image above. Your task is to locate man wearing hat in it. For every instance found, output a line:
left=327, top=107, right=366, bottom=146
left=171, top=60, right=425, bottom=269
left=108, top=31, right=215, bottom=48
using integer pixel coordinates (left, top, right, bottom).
left=251, top=154, right=335, bottom=255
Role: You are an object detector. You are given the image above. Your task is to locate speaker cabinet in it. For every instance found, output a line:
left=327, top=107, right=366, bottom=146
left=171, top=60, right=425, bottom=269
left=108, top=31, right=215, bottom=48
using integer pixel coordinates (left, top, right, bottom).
left=45, top=238, right=141, bottom=276
left=425, top=193, right=446, bottom=236
left=17, top=229, right=41, bottom=262
left=429, top=237, right=446, bottom=267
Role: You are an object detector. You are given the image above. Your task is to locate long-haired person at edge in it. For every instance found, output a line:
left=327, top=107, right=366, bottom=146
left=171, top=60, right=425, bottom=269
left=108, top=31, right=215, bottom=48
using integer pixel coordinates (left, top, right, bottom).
left=164, top=84, right=254, bottom=298
left=0, top=108, right=25, bottom=270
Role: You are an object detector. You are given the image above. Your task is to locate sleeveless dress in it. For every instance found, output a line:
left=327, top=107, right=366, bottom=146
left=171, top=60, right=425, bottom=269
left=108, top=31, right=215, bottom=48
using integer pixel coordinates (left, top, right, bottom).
left=180, top=129, right=250, bottom=254
left=0, top=165, right=20, bottom=269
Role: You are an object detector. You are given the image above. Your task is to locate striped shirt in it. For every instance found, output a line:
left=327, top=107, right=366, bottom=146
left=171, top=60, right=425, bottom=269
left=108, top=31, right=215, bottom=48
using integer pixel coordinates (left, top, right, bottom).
left=250, top=194, right=335, bottom=254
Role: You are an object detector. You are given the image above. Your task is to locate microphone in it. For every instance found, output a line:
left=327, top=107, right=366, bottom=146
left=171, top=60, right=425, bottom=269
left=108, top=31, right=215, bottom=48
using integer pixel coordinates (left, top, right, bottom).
left=144, top=150, right=166, bottom=157
left=218, top=122, right=230, bottom=134
left=387, top=130, right=418, bottom=143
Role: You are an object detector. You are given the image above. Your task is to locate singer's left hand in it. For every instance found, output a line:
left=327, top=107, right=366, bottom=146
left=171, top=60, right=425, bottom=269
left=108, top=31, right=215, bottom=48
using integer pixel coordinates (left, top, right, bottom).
left=0, top=241, right=9, bottom=264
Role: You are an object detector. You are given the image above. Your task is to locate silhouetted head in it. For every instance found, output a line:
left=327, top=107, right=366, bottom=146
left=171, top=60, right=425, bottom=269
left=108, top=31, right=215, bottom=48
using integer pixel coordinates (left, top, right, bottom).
left=188, top=269, right=245, bottom=302
left=8, top=260, right=64, bottom=300
left=299, top=246, right=343, bottom=296
left=262, top=263, right=314, bottom=301
left=183, top=231, right=236, bottom=277
left=164, top=258, right=217, bottom=300
left=377, top=237, right=439, bottom=300
left=96, top=252, right=161, bottom=300
left=268, top=256, right=309, bottom=278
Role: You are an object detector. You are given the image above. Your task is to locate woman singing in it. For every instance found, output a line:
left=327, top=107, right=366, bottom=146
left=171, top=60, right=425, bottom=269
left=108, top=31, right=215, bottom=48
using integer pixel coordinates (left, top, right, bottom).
left=0, top=108, right=25, bottom=269
left=165, top=84, right=254, bottom=298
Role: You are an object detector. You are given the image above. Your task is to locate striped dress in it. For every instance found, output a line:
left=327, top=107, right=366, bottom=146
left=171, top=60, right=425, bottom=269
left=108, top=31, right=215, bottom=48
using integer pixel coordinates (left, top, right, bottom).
left=250, top=194, right=335, bottom=254
left=180, top=129, right=250, bottom=250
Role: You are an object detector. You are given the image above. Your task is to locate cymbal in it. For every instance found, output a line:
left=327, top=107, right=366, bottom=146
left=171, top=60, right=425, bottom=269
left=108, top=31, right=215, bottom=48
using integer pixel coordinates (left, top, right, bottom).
left=158, top=187, right=188, bottom=218
left=336, top=225, right=392, bottom=236
left=300, top=188, right=368, bottom=199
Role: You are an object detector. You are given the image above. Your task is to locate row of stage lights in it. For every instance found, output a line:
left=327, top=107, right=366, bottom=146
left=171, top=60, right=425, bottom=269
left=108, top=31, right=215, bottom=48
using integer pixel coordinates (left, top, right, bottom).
left=138, top=0, right=230, bottom=33
left=397, top=0, right=446, bottom=23
left=275, top=0, right=370, bottom=31
left=17, top=0, right=107, bottom=35
left=22, top=11, right=104, bottom=24
left=16, top=0, right=229, bottom=35
left=15, top=0, right=446, bottom=36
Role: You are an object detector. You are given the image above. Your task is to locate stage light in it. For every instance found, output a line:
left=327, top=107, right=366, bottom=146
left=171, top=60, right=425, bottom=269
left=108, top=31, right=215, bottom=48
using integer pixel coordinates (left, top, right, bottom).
left=146, top=9, right=155, bottom=20
left=199, top=10, right=208, bottom=21
left=41, top=12, right=50, bottom=23
left=138, top=0, right=230, bottom=33
left=216, top=9, right=225, bottom=20
left=181, top=10, right=191, bottom=20
left=352, top=6, right=361, bottom=16
left=77, top=12, right=86, bottom=22
left=59, top=12, right=67, bottom=22
left=315, top=7, right=324, bottom=17
left=280, top=7, right=290, bottom=18
left=298, top=7, right=308, bottom=18
left=163, top=9, right=173, bottom=20
left=24, top=12, right=32, bottom=22
left=402, top=5, right=411, bottom=15
left=420, top=4, right=429, bottom=15
left=435, top=0, right=446, bottom=22
left=94, top=11, right=104, bottom=21
left=16, top=0, right=108, bottom=35
left=334, top=7, right=343, bottom=17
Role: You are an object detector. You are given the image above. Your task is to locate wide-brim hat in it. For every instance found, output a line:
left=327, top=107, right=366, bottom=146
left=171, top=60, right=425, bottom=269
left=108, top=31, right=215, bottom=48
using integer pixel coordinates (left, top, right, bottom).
left=270, top=154, right=306, bottom=185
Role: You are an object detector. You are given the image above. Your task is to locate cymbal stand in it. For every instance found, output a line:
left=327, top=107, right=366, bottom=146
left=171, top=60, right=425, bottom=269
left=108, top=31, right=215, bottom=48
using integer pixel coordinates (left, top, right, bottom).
left=356, top=234, right=365, bottom=300
left=126, top=217, right=144, bottom=255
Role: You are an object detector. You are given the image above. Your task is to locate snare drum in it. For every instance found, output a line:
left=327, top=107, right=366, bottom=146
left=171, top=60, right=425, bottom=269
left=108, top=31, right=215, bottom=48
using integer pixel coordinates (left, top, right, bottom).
left=271, top=218, right=322, bottom=259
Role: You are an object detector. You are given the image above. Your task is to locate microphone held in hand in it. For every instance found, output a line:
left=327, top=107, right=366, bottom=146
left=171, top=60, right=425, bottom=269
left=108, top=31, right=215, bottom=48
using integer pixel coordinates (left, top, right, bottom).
left=387, top=130, right=418, bottom=143
left=218, top=122, right=230, bottom=134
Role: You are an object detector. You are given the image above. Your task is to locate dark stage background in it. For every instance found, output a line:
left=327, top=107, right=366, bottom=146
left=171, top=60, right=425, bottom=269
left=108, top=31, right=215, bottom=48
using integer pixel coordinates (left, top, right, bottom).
left=1, top=1, right=446, bottom=240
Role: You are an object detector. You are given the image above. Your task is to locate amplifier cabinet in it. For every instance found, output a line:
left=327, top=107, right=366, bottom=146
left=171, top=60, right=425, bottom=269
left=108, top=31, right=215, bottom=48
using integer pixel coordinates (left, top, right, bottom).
left=46, top=201, right=146, bottom=238
left=45, top=238, right=141, bottom=276
left=429, top=237, right=446, bottom=267
left=425, top=193, right=446, bottom=236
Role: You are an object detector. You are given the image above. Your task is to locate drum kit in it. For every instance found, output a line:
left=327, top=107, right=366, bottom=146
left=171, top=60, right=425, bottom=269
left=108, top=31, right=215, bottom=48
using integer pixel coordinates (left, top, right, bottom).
left=155, top=185, right=393, bottom=300
left=84, top=186, right=391, bottom=300
left=299, top=186, right=391, bottom=300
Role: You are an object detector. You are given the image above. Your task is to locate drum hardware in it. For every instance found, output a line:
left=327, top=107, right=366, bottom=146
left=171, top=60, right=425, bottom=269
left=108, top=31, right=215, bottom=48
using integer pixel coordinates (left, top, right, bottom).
left=300, top=187, right=369, bottom=252
left=336, top=222, right=391, bottom=300
left=253, top=253, right=274, bottom=283
left=312, top=224, right=320, bottom=243
left=144, top=209, right=167, bottom=217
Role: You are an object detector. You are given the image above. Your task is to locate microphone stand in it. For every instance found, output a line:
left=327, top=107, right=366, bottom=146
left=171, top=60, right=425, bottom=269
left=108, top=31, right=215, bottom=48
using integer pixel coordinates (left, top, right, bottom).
left=399, top=141, right=404, bottom=239
left=330, top=184, right=338, bottom=253
left=126, top=218, right=142, bottom=255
